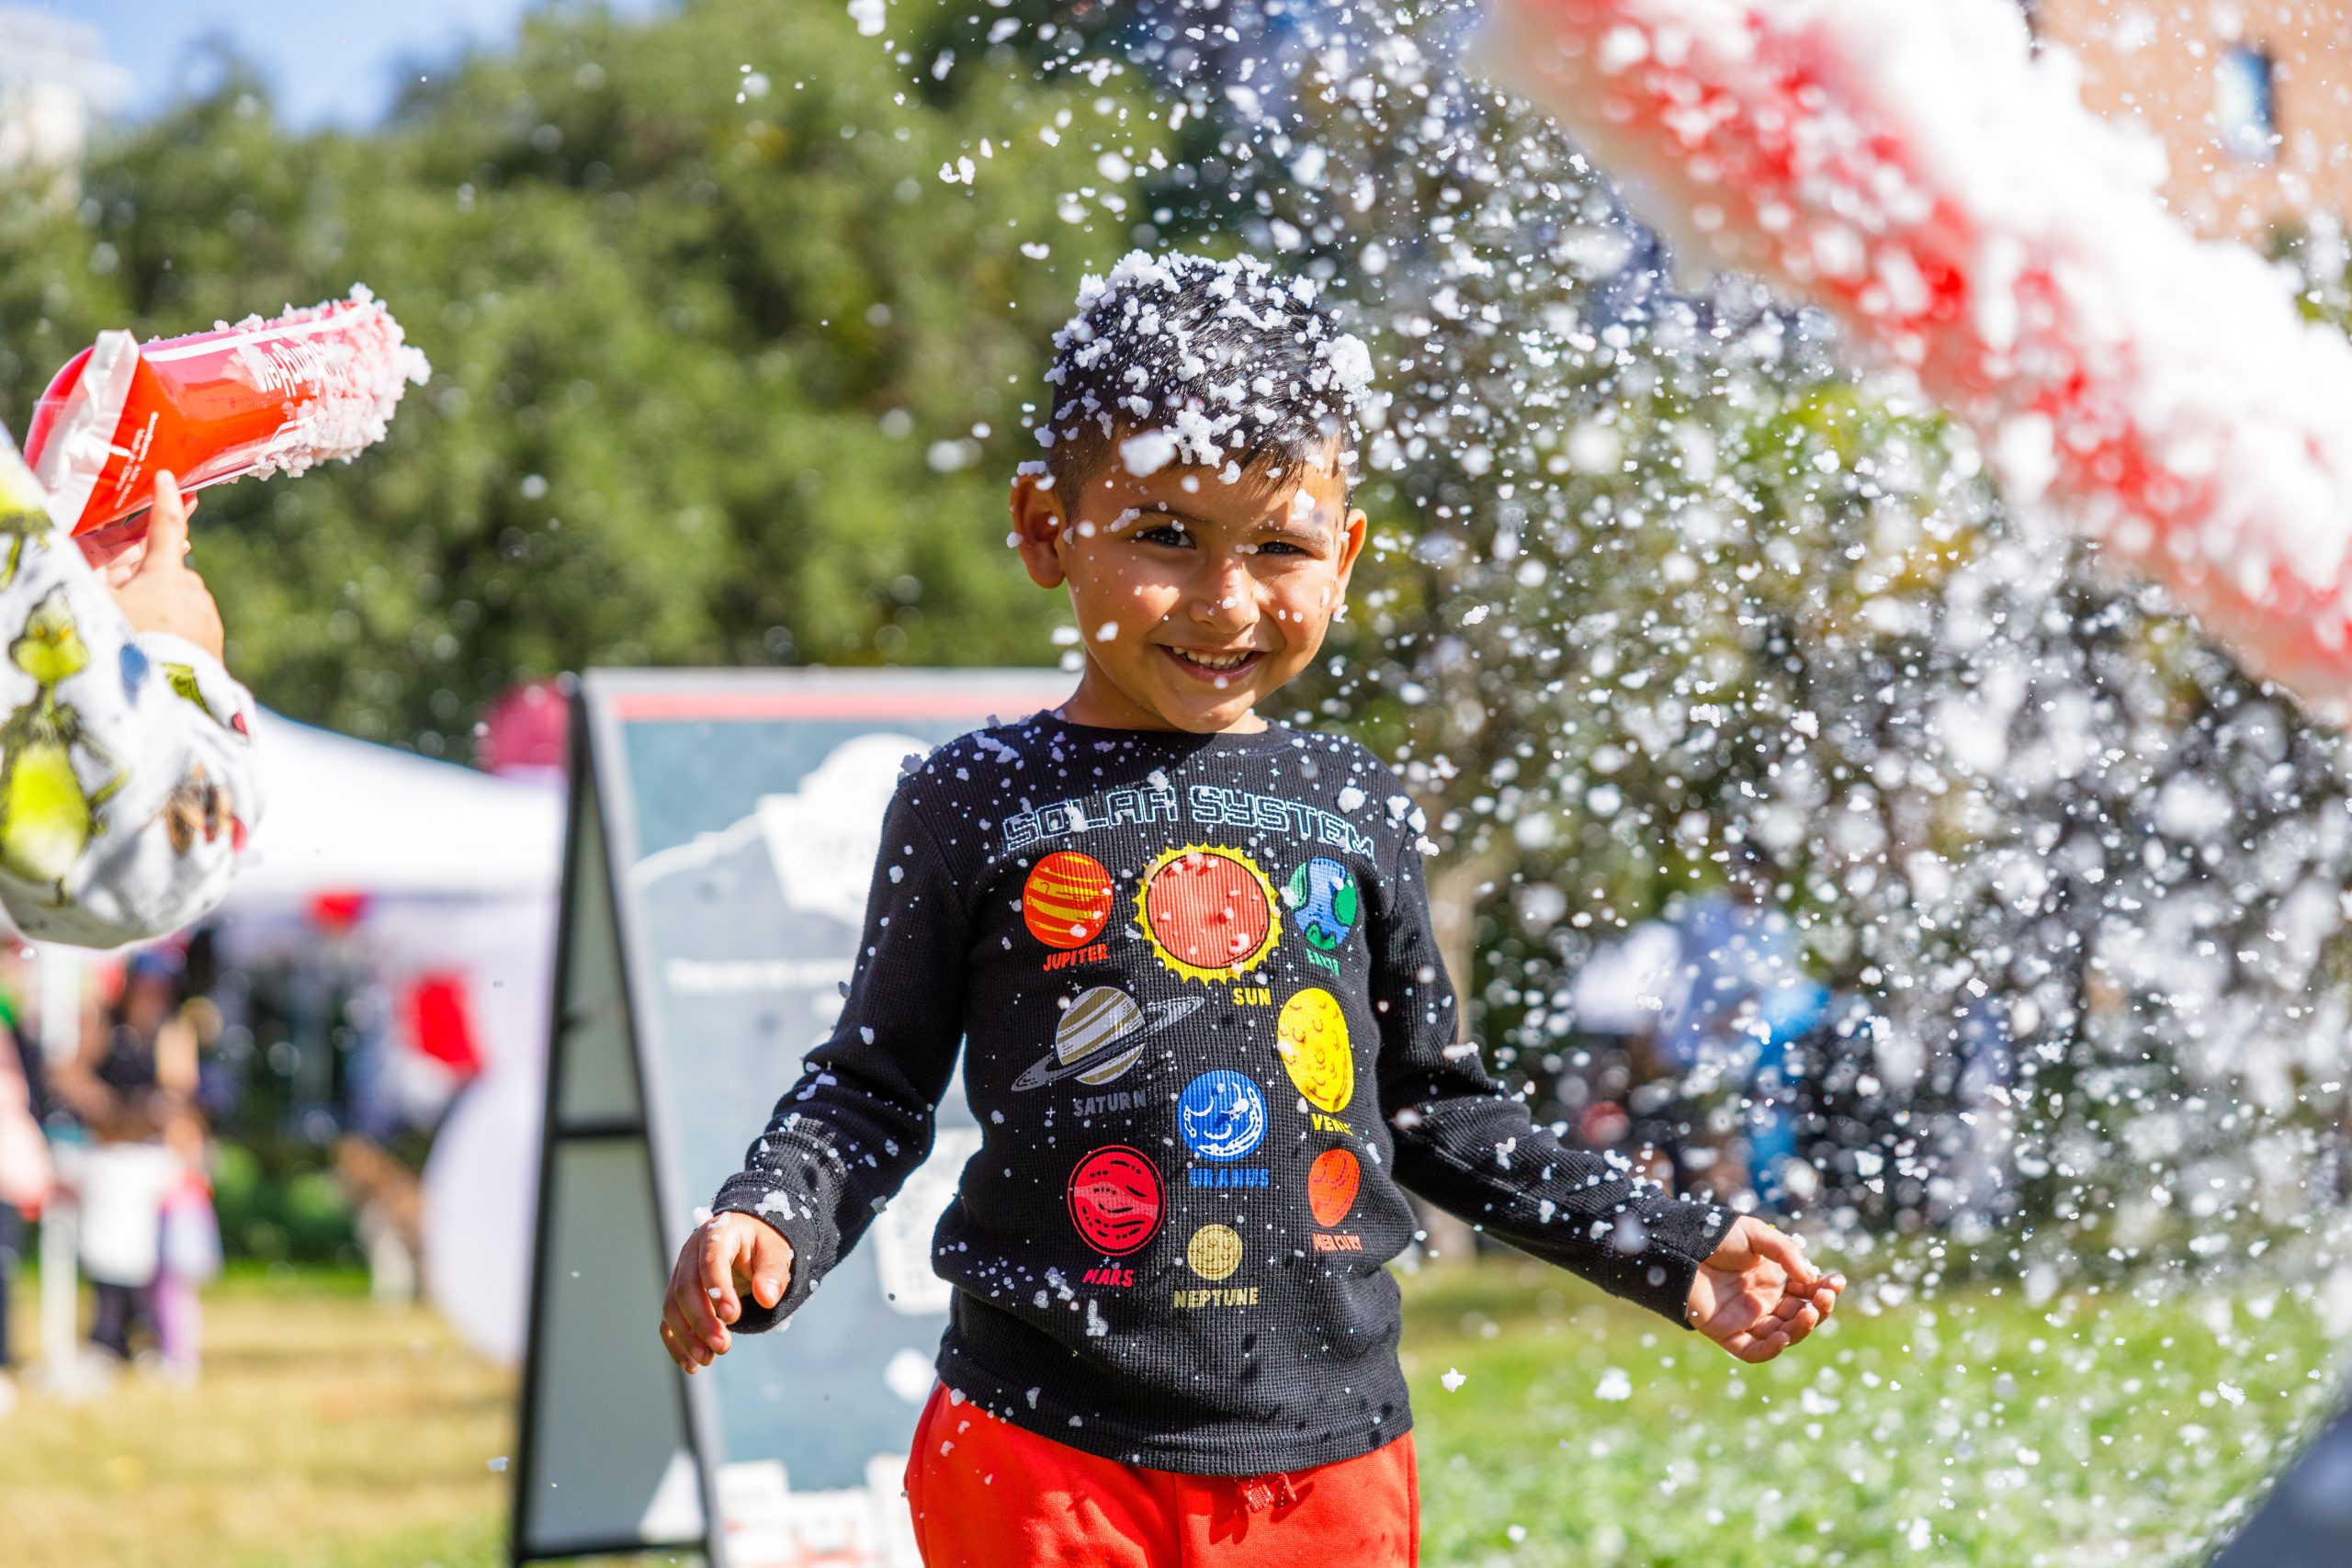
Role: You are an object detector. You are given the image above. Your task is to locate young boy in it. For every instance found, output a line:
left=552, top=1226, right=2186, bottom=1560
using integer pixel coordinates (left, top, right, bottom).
left=660, top=252, right=1843, bottom=1564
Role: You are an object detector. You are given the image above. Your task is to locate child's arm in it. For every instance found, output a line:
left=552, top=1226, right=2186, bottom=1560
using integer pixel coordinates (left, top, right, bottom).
left=0, top=442, right=257, bottom=948
left=1372, top=833, right=1837, bottom=1349
left=659, top=775, right=968, bottom=1372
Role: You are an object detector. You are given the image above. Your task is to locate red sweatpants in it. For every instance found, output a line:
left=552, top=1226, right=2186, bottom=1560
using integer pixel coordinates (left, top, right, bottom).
left=903, top=1386, right=1419, bottom=1568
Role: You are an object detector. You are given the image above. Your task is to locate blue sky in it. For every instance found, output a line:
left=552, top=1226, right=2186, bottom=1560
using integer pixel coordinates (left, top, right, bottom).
left=44, top=0, right=662, bottom=129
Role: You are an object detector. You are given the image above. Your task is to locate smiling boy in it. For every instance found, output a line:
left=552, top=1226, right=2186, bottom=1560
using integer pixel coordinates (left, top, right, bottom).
left=660, top=252, right=1841, bottom=1565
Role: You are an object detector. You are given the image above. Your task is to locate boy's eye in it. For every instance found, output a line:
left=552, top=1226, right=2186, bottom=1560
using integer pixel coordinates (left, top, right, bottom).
left=1253, top=538, right=1311, bottom=558
left=1138, top=523, right=1193, bottom=547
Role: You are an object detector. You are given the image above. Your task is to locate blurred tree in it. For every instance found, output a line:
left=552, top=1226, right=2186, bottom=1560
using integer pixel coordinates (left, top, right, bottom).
left=0, top=0, right=1163, bottom=749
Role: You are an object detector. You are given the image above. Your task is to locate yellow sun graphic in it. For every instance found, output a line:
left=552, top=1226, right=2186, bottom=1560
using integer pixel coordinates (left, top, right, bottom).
left=1134, top=843, right=1282, bottom=985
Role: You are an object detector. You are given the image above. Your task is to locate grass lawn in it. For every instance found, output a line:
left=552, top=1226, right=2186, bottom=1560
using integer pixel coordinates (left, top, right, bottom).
left=3, top=1258, right=2343, bottom=1567
left=2, top=1266, right=511, bottom=1568
left=1397, top=1256, right=2345, bottom=1567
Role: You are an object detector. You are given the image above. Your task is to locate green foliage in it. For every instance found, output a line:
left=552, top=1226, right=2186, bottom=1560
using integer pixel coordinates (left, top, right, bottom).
left=210, top=1138, right=358, bottom=1263
left=0, top=0, right=1165, bottom=748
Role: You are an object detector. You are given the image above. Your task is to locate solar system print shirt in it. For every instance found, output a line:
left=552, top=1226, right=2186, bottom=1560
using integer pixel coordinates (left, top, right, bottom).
left=713, top=714, right=1730, bottom=1476
left=0, top=432, right=257, bottom=947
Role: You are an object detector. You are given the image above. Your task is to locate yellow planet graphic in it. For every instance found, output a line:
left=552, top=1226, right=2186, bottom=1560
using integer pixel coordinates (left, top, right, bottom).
left=1186, top=1223, right=1243, bottom=1281
left=1275, top=988, right=1353, bottom=1112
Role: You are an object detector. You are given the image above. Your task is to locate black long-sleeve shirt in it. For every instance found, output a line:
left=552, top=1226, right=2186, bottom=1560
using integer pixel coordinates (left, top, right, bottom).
left=714, top=714, right=1730, bottom=1475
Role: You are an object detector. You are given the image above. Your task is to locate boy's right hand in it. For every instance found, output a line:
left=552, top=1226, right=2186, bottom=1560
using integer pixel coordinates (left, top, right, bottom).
left=659, top=1212, right=793, bottom=1373
left=93, top=472, right=226, bottom=662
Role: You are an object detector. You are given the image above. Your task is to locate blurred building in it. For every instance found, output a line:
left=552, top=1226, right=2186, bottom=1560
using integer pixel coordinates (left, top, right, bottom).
left=2030, top=0, right=2352, bottom=238
left=0, top=6, right=130, bottom=182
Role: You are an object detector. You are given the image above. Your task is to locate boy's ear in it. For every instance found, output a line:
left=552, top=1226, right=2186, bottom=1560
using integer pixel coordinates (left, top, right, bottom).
left=1332, top=505, right=1369, bottom=595
left=1010, top=470, right=1069, bottom=590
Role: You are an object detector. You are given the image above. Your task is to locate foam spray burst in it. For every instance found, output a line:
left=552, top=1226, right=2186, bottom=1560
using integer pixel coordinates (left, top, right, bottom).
left=1487, top=0, right=2352, bottom=721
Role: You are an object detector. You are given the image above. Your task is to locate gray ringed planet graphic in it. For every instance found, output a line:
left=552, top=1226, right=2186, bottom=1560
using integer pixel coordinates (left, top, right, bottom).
left=1012, top=989, right=1204, bottom=1091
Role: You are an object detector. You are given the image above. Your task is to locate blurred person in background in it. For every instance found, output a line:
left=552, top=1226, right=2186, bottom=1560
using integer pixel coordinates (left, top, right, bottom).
left=1742, top=978, right=1832, bottom=1215
left=154, top=996, right=221, bottom=1375
left=1566, top=918, right=1681, bottom=1179
left=1651, top=842, right=1824, bottom=1201
left=53, top=949, right=196, bottom=1362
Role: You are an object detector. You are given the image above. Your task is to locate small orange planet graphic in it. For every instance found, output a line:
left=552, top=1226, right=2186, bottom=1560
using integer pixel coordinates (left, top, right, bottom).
left=1307, top=1148, right=1361, bottom=1227
left=1275, top=987, right=1354, bottom=1112
left=1023, top=851, right=1115, bottom=949
left=1137, top=845, right=1280, bottom=983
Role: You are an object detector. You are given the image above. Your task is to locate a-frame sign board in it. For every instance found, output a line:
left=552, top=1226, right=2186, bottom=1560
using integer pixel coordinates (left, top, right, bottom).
left=514, top=668, right=1069, bottom=1568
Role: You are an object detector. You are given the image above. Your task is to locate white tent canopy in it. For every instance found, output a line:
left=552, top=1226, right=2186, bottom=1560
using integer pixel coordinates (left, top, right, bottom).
left=196, top=713, right=564, bottom=1363
left=222, top=710, right=565, bottom=907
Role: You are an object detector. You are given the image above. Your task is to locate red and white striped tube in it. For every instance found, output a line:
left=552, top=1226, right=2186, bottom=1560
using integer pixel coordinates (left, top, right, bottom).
left=1488, top=0, right=2352, bottom=719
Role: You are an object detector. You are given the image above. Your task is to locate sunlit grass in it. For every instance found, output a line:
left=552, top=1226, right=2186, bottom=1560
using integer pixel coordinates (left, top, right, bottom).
left=1399, top=1257, right=2346, bottom=1567
left=2, top=1267, right=509, bottom=1568
left=2, top=1258, right=2340, bottom=1567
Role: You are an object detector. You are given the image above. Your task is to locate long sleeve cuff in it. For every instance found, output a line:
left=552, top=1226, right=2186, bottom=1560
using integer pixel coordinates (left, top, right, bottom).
left=1623, top=1196, right=1736, bottom=1328
left=712, top=1168, right=833, bottom=1333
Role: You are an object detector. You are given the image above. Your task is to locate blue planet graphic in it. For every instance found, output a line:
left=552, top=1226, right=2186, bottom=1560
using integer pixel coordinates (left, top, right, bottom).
left=1283, top=856, right=1360, bottom=953
left=1179, top=1069, right=1267, bottom=1161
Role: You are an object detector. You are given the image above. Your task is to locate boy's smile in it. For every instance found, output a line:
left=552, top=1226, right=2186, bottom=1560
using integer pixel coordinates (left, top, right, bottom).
left=1012, top=449, right=1368, bottom=734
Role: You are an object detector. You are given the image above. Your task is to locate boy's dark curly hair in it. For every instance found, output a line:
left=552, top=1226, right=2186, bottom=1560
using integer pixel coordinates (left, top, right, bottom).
left=1032, top=251, right=1373, bottom=498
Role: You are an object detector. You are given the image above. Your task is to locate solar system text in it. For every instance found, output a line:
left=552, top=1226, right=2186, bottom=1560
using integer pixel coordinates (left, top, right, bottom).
left=1001, top=783, right=1376, bottom=858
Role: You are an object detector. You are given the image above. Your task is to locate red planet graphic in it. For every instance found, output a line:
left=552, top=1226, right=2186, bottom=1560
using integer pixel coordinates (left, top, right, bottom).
left=1068, top=1145, right=1163, bottom=1256
left=1023, top=851, right=1115, bottom=949
left=1307, top=1148, right=1361, bottom=1227
left=1140, top=847, right=1277, bottom=981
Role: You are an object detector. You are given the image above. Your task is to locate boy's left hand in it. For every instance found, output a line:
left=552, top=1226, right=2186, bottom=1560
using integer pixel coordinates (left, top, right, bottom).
left=1686, top=1215, right=1844, bottom=1363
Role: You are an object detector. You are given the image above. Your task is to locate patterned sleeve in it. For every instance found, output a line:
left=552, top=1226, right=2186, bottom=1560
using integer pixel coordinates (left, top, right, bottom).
left=0, top=429, right=258, bottom=948
left=1367, top=792, right=1733, bottom=1325
left=711, top=776, right=968, bottom=1330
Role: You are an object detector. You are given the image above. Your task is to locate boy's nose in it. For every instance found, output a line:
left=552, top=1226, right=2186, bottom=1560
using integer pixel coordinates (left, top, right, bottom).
left=1188, top=555, right=1254, bottom=630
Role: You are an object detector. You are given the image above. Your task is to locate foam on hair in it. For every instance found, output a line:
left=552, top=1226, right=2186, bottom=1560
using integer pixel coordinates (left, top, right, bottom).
left=1035, top=251, right=1373, bottom=494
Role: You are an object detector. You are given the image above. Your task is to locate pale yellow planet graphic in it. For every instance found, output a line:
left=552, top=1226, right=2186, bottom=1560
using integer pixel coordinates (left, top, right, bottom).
left=1275, top=987, right=1353, bottom=1112
left=1186, top=1223, right=1243, bottom=1281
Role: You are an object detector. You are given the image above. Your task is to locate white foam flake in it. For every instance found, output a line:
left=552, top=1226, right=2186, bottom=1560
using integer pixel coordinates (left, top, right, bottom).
left=1117, top=429, right=1179, bottom=476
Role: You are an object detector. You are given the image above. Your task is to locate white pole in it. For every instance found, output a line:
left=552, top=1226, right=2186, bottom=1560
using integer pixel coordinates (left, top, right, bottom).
left=39, top=1189, right=74, bottom=1378
left=37, top=942, right=81, bottom=1066
left=34, top=945, right=82, bottom=1386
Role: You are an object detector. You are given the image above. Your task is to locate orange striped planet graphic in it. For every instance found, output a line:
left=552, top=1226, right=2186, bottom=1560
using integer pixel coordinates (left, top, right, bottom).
left=1023, top=851, right=1114, bottom=949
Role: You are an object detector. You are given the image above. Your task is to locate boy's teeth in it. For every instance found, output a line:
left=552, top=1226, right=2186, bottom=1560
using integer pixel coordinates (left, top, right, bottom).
left=1180, top=649, right=1251, bottom=671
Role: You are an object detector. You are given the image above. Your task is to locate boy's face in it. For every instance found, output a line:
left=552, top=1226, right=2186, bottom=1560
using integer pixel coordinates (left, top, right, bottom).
left=1012, top=443, right=1368, bottom=733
